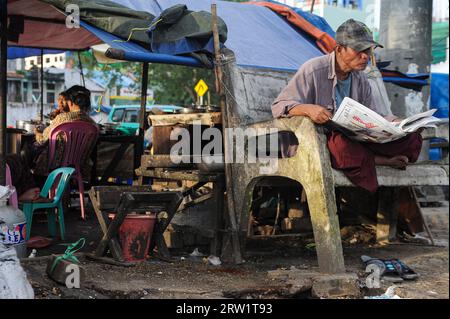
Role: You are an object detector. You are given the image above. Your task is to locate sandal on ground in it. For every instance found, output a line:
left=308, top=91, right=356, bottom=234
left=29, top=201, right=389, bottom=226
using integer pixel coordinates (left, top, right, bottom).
left=361, top=255, right=404, bottom=283
left=391, top=259, right=420, bottom=280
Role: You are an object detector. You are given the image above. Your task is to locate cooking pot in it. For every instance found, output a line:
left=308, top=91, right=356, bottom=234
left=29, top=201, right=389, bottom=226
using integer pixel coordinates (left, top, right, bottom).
left=16, top=120, right=44, bottom=134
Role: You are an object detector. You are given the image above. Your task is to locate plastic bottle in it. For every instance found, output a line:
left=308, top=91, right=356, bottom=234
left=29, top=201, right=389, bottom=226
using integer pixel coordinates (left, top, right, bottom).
left=0, top=198, right=27, bottom=259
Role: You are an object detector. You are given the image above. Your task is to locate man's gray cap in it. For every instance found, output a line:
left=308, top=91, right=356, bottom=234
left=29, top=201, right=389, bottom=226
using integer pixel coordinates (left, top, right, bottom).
left=336, top=19, right=383, bottom=52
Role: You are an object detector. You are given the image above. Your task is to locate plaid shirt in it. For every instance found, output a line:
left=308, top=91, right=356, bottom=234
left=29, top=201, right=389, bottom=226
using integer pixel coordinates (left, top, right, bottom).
left=36, top=111, right=96, bottom=144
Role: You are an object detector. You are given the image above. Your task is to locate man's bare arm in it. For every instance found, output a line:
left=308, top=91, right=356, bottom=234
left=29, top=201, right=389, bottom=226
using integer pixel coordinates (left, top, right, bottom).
left=288, top=104, right=333, bottom=124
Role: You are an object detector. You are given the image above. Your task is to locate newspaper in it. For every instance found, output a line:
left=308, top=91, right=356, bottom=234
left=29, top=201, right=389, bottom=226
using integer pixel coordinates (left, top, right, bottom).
left=330, top=97, right=442, bottom=143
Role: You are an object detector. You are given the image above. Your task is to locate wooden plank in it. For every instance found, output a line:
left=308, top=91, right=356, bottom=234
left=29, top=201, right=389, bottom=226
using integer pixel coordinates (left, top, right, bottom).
left=85, top=253, right=134, bottom=267
left=136, top=168, right=223, bottom=182
left=210, top=181, right=224, bottom=256
left=177, top=192, right=213, bottom=212
left=149, top=112, right=222, bottom=127
left=95, top=193, right=131, bottom=258
left=410, top=187, right=435, bottom=245
left=95, top=185, right=154, bottom=210
left=376, top=188, right=394, bottom=244
left=88, top=188, right=124, bottom=261
left=152, top=126, right=176, bottom=155
left=333, top=164, right=449, bottom=187
left=140, top=154, right=194, bottom=168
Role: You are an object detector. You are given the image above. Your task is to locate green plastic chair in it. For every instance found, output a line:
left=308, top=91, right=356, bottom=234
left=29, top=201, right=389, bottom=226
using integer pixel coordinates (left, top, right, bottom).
left=21, top=167, right=75, bottom=241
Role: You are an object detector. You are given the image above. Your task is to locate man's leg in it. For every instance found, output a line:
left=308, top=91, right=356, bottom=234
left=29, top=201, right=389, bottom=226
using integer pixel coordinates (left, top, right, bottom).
left=327, top=131, right=378, bottom=193
left=365, top=132, right=423, bottom=167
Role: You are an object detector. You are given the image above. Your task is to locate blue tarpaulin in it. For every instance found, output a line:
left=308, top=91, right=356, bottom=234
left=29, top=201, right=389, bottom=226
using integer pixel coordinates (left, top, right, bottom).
left=7, top=47, right=64, bottom=59
left=87, top=0, right=324, bottom=71
left=430, top=72, right=449, bottom=119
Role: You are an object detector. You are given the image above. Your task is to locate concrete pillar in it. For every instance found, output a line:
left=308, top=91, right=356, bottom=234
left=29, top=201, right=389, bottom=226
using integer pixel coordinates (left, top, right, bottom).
left=378, top=0, right=433, bottom=118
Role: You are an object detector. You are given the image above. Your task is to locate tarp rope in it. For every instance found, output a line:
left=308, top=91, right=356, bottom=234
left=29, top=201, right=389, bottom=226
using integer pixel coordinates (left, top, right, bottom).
left=112, top=19, right=162, bottom=44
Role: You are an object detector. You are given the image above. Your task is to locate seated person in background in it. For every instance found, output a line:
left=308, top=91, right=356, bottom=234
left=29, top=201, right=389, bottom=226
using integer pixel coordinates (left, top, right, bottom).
left=6, top=154, right=40, bottom=201
left=33, top=85, right=97, bottom=179
left=23, top=91, right=71, bottom=169
left=48, top=91, right=70, bottom=121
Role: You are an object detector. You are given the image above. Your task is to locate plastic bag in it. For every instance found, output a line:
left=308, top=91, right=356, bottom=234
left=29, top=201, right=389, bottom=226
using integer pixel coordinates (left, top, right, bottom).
left=0, top=243, right=34, bottom=299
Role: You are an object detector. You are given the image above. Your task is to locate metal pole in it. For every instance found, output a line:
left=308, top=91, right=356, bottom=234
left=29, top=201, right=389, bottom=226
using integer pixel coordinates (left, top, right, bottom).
left=211, top=4, right=243, bottom=264
left=310, top=0, right=316, bottom=13
left=40, top=49, right=44, bottom=122
left=77, top=51, right=86, bottom=87
left=0, top=0, right=7, bottom=185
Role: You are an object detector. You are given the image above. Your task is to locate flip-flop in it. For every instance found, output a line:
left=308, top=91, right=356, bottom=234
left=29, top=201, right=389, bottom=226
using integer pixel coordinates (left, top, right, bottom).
left=392, top=259, right=420, bottom=280
left=361, top=255, right=404, bottom=283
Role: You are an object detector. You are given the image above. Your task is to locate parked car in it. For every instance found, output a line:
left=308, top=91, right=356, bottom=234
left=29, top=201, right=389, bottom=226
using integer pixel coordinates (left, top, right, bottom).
left=107, top=104, right=182, bottom=147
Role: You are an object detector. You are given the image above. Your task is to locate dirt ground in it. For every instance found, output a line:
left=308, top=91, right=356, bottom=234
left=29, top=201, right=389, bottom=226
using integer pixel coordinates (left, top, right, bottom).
left=20, top=201, right=449, bottom=299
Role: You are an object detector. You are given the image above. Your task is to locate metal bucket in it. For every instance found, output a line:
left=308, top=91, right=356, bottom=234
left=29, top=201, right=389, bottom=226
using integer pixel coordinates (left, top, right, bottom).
left=6, top=128, right=25, bottom=155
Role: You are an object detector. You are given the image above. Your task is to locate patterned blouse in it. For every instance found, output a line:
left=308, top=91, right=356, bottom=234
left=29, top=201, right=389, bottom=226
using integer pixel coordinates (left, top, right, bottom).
left=36, top=111, right=96, bottom=145
left=33, top=111, right=97, bottom=178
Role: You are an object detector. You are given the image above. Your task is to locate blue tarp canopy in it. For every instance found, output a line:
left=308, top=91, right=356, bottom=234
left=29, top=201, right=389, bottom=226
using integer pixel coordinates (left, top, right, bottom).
left=85, top=0, right=324, bottom=71
left=5, top=0, right=325, bottom=70
left=7, top=47, right=64, bottom=59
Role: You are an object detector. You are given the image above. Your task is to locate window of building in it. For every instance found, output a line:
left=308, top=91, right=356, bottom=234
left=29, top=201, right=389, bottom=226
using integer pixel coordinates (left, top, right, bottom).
left=32, top=82, right=39, bottom=90
left=46, top=58, right=50, bottom=63
left=47, top=83, right=55, bottom=90
left=60, top=56, right=63, bottom=61
left=7, top=81, right=22, bottom=103
left=55, top=57, right=58, bottom=62
left=47, top=92, right=55, bottom=104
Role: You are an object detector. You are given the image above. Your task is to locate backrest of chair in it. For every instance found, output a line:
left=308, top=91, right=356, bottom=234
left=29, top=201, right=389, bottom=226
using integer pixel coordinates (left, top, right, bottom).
left=5, top=164, right=19, bottom=208
left=48, top=121, right=99, bottom=171
left=40, top=167, right=75, bottom=202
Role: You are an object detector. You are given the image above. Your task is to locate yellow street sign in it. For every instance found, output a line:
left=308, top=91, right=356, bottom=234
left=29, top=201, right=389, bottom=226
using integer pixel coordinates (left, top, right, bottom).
left=194, top=79, right=208, bottom=97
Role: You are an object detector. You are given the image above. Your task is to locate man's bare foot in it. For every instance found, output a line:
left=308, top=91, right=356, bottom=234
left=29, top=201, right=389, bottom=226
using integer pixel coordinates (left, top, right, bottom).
left=375, top=155, right=409, bottom=170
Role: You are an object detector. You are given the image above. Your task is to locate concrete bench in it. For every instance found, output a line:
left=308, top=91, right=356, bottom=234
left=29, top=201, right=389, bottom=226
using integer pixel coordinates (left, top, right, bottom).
left=221, top=53, right=449, bottom=274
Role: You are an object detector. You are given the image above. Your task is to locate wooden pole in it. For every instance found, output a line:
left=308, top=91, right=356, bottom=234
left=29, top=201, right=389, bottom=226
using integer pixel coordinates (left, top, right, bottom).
left=211, top=4, right=242, bottom=264
left=40, top=49, right=44, bottom=122
left=410, top=187, right=435, bottom=246
left=0, top=0, right=7, bottom=185
left=136, top=62, right=149, bottom=174
left=272, top=193, right=281, bottom=235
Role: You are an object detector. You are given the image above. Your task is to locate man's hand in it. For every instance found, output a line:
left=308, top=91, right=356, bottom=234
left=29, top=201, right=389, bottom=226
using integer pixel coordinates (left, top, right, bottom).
left=306, top=105, right=333, bottom=124
left=289, top=104, right=332, bottom=124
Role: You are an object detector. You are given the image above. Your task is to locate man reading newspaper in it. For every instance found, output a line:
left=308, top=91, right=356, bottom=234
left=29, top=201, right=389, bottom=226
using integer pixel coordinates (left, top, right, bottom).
left=272, top=19, right=422, bottom=193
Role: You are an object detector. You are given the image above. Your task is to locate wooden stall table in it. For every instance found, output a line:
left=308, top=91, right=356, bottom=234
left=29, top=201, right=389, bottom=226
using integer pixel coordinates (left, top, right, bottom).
left=90, top=134, right=142, bottom=186
left=137, top=111, right=225, bottom=256
left=88, top=186, right=183, bottom=263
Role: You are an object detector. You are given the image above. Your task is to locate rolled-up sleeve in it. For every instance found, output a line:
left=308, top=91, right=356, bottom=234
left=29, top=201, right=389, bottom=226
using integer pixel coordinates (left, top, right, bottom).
left=271, top=67, right=315, bottom=118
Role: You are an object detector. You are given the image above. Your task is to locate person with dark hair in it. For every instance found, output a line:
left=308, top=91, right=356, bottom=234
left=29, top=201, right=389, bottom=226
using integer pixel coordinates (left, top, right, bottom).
left=48, top=91, right=70, bottom=120
left=65, top=85, right=92, bottom=113
left=33, top=86, right=97, bottom=178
